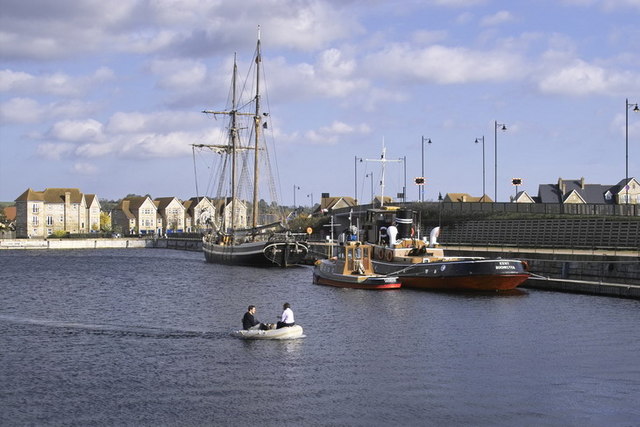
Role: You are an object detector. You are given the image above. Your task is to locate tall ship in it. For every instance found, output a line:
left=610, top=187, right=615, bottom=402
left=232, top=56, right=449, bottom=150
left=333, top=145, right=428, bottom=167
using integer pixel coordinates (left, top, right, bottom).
left=194, top=29, right=308, bottom=267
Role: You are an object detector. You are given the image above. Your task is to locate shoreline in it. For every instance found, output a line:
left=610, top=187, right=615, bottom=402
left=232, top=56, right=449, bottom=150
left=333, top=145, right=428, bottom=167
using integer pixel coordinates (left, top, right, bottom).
left=3, top=238, right=638, bottom=299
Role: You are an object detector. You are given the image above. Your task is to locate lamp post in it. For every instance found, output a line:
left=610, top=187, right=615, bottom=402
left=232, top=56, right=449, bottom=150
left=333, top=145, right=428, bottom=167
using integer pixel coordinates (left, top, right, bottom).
left=354, top=156, right=364, bottom=204
left=475, top=136, right=485, bottom=199
left=402, top=155, right=407, bottom=203
left=421, top=136, right=432, bottom=202
left=366, top=172, right=374, bottom=204
left=494, top=121, right=507, bottom=202
left=625, top=99, right=639, bottom=204
left=307, top=193, right=314, bottom=208
left=293, top=185, right=300, bottom=208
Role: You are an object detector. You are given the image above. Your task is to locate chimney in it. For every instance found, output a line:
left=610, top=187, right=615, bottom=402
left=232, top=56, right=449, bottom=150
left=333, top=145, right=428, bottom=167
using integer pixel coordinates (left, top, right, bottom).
left=580, top=177, right=585, bottom=189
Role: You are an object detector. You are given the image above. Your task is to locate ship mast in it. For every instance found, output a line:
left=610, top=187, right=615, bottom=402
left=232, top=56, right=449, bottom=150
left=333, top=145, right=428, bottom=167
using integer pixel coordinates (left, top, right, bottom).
left=365, top=140, right=402, bottom=207
left=251, top=26, right=262, bottom=232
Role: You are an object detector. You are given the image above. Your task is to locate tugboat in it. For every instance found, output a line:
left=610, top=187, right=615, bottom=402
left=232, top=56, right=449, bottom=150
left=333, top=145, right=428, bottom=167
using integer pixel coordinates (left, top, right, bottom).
left=364, top=208, right=530, bottom=291
left=313, top=240, right=401, bottom=290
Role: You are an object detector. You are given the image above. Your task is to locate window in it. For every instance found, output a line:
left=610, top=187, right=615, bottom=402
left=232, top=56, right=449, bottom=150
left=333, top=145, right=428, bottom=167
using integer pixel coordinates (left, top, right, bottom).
left=47, top=216, right=53, bottom=225
left=32, top=216, right=39, bottom=225
left=32, top=204, right=39, bottom=213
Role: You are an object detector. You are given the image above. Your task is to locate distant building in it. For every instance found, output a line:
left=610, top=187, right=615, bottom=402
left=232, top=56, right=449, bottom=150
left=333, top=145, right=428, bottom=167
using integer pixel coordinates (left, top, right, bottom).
left=85, top=194, right=101, bottom=231
left=183, top=197, right=215, bottom=232
left=111, top=196, right=158, bottom=235
left=14, top=188, right=100, bottom=238
left=154, top=197, right=186, bottom=234
left=512, top=191, right=536, bottom=203
left=212, top=198, right=248, bottom=231
left=312, top=194, right=358, bottom=216
left=444, top=193, right=493, bottom=203
left=535, top=177, right=640, bottom=204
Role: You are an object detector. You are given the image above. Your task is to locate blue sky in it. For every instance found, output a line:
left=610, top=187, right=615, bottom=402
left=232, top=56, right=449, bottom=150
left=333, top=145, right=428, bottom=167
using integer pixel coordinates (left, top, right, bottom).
left=1, top=0, right=639, bottom=205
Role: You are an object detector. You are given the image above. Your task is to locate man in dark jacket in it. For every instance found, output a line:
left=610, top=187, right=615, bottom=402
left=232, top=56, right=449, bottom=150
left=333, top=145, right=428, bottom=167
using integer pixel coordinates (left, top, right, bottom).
left=242, top=305, right=269, bottom=330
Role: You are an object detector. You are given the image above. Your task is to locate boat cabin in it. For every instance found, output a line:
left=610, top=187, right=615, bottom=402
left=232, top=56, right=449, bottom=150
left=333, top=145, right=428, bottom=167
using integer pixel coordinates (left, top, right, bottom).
left=340, top=242, right=375, bottom=275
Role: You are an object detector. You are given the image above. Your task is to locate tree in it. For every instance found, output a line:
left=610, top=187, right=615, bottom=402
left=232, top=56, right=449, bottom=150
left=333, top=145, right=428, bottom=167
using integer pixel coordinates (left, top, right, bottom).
left=100, top=211, right=112, bottom=232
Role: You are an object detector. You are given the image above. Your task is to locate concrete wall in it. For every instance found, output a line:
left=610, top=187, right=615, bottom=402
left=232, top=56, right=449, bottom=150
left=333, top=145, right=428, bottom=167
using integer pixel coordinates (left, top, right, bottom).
left=0, top=238, right=154, bottom=250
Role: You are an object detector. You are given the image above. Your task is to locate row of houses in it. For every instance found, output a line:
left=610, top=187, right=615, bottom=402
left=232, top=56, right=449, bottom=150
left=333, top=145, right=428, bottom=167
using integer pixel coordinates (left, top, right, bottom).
left=315, top=177, right=640, bottom=214
left=12, top=177, right=639, bottom=238
left=14, top=188, right=249, bottom=238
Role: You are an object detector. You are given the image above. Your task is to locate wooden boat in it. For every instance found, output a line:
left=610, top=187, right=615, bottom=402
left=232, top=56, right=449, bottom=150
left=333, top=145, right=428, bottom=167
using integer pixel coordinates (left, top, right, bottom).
left=194, top=28, right=308, bottom=267
left=313, top=241, right=401, bottom=289
left=232, top=325, right=304, bottom=340
left=363, top=208, right=530, bottom=291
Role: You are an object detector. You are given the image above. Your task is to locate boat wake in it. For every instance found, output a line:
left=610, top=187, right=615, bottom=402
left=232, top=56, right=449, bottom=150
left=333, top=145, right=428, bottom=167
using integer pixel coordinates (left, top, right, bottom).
left=0, top=314, right=226, bottom=340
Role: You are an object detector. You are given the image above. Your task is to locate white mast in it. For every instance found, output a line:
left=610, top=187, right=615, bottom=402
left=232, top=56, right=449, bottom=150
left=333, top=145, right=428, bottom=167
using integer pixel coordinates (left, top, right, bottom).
left=365, top=139, right=402, bottom=207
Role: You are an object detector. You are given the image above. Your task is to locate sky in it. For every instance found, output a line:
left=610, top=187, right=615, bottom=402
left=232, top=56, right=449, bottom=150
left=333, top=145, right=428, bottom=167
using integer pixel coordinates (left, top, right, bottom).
left=1, top=0, right=640, bottom=206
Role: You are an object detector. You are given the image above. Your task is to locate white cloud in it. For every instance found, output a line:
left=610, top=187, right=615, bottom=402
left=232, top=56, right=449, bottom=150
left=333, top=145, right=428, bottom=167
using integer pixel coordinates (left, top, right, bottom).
left=35, top=142, right=75, bottom=160
left=0, top=97, right=41, bottom=124
left=106, top=111, right=203, bottom=134
left=0, top=68, right=114, bottom=97
left=148, top=59, right=208, bottom=90
left=538, top=59, right=640, bottom=95
left=48, top=119, right=105, bottom=142
left=561, top=0, right=640, bottom=10
left=365, top=44, right=523, bottom=84
left=304, top=120, right=371, bottom=145
left=411, top=30, right=448, bottom=45
left=481, top=10, right=514, bottom=27
left=73, top=162, right=99, bottom=175
left=0, top=97, right=99, bottom=124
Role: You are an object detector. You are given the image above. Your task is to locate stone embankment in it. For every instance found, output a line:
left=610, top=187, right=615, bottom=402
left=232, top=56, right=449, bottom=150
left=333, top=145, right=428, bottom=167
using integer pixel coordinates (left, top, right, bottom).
left=0, top=237, right=202, bottom=251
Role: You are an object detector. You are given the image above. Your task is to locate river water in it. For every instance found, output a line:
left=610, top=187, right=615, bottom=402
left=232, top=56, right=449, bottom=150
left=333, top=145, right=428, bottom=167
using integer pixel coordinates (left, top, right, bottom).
left=1, top=249, right=638, bottom=426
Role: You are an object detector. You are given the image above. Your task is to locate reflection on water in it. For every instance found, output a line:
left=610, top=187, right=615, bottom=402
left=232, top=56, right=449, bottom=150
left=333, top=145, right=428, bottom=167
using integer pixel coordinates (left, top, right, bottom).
left=1, top=249, right=639, bottom=426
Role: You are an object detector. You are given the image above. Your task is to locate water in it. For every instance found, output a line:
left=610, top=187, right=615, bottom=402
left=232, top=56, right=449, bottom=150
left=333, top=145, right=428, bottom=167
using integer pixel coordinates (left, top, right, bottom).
left=1, top=249, right=639, bottom=426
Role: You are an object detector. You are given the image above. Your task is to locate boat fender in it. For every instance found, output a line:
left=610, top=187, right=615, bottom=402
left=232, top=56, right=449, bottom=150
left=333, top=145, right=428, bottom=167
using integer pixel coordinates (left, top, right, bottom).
left=385, top=250, right=394, bottom=262
left=375, top=247, right=385, bottom=260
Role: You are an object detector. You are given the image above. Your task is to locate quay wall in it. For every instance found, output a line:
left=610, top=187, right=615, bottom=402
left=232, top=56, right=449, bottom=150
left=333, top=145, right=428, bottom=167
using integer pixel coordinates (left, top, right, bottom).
left=443, top=246, right=640, bottom=286
left=0, top=238, right=154, bottom=250
left=0, top=238, right=204, bottom=251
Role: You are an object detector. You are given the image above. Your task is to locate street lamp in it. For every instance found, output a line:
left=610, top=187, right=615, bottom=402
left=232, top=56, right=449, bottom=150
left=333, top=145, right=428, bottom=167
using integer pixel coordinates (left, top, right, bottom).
left=494, top=121, right=507, bottom=202
left=474, top=136, right=485, bottom=199
left=401, top=155, right=407, bottom=203
left=354, top=156, right=363, bottom=204
left=293, top=184, right=300, bottom=208
left=366, top=172, right=374, bottom=204
left=421, top=136, right=432, bottom=202
left=625, top=98, right=639, bottom=204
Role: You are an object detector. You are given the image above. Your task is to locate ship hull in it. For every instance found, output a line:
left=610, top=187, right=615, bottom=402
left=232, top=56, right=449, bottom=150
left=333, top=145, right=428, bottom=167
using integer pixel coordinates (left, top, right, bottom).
left=203, top=239, right=308, bottom=267
left=313, top=259, right=401, bottom=290
left=372, top=258, right=529, bottom=291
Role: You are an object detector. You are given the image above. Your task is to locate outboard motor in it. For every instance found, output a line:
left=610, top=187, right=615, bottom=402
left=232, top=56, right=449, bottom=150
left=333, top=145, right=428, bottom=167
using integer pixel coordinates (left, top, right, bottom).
left=395, top=209, right=414, bottom=239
